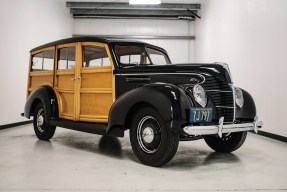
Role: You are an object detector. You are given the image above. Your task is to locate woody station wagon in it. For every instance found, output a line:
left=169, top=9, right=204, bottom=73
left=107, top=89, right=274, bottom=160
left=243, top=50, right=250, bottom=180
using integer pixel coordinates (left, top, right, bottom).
left=22, top=36, right=263, bottom=167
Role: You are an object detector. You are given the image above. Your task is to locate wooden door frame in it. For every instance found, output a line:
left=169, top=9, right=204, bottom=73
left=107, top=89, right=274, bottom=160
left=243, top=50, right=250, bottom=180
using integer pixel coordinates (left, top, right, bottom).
left=75, top=42, right=115, bottom=123
left=54, top=43, right=78, bottom=120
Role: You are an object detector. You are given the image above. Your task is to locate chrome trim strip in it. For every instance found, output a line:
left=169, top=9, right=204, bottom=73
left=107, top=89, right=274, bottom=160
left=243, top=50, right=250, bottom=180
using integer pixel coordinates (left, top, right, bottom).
left=230, top=83, right=236, bottom=122
left=215, top=106, right=235, bottom=109
left=206, top=90, right=233, bottom=93
left=126, top=77, right=151, bottom=82
left=214, top=62, right=233, bottom=83
left=116, top=73, right=206, bottom=84
left=183, top=116, right=263, bottom=138
left=207, top=86, right=235, bottom=122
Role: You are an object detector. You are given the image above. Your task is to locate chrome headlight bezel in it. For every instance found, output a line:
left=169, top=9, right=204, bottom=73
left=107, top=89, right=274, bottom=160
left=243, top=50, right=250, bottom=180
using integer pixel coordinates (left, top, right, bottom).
left=193, top=84, right=207, bottom=107
left=235, top=87, right=244, bottom=108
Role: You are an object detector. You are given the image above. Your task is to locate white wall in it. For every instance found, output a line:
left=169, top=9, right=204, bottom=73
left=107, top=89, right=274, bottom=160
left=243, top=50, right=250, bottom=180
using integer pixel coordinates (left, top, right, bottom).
left=195, top=0, right=287, bottom=136
left=0, top=0, right=73, bottom=125
left=2, top=0, right=286, bottom=137
left=73, top=19, right=195, bottom=63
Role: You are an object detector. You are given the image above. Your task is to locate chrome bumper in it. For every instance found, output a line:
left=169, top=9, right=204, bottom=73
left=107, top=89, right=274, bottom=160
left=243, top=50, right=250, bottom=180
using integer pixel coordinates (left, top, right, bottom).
left=183, top=116, right=263, bottom=138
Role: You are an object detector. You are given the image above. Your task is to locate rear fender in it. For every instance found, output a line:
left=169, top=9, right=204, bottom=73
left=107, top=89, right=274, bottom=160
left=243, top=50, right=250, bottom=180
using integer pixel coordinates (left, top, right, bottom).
left=24, top=86, right=59, bottom=122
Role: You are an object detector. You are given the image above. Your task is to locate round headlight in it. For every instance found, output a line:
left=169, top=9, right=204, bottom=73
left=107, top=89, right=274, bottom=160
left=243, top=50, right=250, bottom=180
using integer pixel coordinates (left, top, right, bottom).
left=235, top=87, right=244, bottom=108
left=193, top=84, right=207, bottom=107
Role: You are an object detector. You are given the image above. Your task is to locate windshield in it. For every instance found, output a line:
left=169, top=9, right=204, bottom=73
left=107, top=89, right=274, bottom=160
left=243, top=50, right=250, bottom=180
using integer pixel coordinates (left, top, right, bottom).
left=114, top=45, right=171, bottom=66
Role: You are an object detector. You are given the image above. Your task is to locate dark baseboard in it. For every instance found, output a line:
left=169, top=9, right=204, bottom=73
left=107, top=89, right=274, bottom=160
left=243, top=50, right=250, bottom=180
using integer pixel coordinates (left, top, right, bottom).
left=255, top=130, right=287, bottom=143
left=0, top=120, right=33, bottom=130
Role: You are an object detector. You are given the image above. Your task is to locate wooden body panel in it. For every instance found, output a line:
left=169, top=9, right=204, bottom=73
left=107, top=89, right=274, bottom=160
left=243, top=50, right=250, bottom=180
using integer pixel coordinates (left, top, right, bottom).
left=55, top=70, right=76, bottom=120
left=79, top=85, right=113, bottom=121
left=54, top=43, right=77, bottom=120
left=78, top=43, right=114, bottom=123
left=28, top=47, right=55, bottom=95
left=29, top=72, right=53, bottom=90
left=27, top=42, right=115, bottom=123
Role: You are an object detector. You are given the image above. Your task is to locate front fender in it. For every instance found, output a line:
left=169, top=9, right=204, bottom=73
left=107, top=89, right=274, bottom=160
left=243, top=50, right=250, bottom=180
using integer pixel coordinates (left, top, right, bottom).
left=235, top=88, right=257, bottom=121
left=24, top=86, right=59, bottom=122
left=107, top=83, right=192, bottom=137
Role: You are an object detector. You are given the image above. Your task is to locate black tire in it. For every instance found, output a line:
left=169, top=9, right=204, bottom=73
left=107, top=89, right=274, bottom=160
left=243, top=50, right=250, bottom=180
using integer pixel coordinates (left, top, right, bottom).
left=33, top=103, right=56, bottom=140
left=204, top=131, right=247, bottom=153
left=129, top=106, right=179, bottom=167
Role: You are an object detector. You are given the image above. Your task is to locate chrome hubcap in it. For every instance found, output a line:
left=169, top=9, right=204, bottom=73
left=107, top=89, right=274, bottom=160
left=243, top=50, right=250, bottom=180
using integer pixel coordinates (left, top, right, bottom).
left=142, top=127, right=154, bottom=144
left=137, top=116, right=161, bottom=154
left=36, top=109, right=45, bottom=133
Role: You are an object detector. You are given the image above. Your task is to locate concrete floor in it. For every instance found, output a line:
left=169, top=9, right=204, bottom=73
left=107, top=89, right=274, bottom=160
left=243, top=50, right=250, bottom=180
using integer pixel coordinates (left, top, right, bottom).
left=0, top=124, right=286, bottom=192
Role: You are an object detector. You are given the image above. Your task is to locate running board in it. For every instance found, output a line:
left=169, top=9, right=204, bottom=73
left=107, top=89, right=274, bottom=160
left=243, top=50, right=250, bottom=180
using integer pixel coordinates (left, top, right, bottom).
left=50, top=119, right=107, bottom=135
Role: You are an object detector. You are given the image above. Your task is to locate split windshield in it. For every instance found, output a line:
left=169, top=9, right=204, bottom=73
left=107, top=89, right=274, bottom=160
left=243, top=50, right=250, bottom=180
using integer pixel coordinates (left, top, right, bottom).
left=114, top=45, right=171, bottom=66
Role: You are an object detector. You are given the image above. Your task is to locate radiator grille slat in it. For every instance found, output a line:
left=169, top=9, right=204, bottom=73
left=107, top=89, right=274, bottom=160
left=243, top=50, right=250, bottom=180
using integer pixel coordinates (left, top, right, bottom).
left=202, top=75, right=235, bottom=123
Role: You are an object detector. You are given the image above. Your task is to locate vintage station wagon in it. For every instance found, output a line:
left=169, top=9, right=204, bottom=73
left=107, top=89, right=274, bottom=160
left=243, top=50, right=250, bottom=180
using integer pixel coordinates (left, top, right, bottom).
left=22, top=36, right=263, bottom=167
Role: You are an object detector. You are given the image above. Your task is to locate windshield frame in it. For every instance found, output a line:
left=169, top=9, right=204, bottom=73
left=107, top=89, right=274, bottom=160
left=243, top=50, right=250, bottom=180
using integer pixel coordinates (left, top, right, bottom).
left=113, top=43, right=171, bottom=67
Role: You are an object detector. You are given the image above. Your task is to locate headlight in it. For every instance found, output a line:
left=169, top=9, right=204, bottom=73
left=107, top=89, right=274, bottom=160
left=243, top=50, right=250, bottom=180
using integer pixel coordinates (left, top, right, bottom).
left=235, top=87, right=244, bottom=108
left=193, top=84, right=207, bottom=107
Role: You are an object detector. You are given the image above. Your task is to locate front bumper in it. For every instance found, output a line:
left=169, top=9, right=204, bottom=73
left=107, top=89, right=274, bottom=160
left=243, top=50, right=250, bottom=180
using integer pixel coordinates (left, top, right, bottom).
left=183, top=116, right=263, bottom=138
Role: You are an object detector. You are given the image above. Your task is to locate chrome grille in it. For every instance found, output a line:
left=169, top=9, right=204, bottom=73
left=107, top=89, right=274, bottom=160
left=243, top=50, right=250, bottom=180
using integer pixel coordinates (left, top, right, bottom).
left=202, top=75, right=235, bottom=123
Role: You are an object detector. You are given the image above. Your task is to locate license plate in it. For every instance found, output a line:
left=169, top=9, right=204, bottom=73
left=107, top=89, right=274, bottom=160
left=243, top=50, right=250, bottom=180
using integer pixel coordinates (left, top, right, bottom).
left=190, top=107, right=213, bottom=123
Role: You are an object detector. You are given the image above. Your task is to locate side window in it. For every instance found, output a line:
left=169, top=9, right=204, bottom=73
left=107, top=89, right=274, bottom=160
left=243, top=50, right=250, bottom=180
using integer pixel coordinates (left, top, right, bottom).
left=120, top=55, right=141, bottom=64
left=83, top=45, right=110, bottom=67
left=57, top=47, right=76, bottom=70
left=31, top=49, right=54, bottom=71
left=148, top=53, right=167, bottom=65
left=115, top=46, right=150, bottom=65
left=147, top=48, right=170, bottom=65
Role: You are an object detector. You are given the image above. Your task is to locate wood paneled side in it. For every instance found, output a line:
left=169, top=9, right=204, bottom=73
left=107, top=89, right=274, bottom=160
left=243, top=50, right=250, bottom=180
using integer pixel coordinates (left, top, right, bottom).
left=54, top=43, right=77, bottom=120
left=29, top=75, right=53, bottom=90
left=78, top=43, right=114, bottom=123
left=80, top=93, right=113, bottom=117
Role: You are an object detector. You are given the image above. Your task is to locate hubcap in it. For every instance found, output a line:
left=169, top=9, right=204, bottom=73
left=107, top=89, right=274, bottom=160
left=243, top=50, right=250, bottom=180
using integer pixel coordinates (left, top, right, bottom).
left=36, top=108, right=45, bottom=133
left=142, top=127, right=154, bottom=143
left=137, top=116, right=161, bottom=154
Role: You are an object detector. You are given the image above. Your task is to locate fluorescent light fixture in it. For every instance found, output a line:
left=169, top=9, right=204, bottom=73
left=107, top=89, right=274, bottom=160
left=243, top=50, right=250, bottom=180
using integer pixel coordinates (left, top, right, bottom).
left=129, top=0, right=161, bottom=5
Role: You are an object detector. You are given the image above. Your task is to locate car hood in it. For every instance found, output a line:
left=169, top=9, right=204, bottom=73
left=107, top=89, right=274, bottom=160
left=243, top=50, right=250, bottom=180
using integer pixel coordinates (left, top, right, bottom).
left=119, top=63, right=232, bottom=83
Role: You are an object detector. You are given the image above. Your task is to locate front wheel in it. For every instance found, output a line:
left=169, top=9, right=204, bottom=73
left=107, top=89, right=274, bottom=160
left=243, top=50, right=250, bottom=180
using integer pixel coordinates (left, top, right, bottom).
left=33, top=103, right=56, bottom=140
left=130, top=106, right=179, bottom=167
left=204, top=131, right=247, bottom=153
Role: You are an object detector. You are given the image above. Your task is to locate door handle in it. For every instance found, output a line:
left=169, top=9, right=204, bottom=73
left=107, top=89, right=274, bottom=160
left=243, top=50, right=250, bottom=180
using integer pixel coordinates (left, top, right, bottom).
left=70, top=77, right=83, bottom=81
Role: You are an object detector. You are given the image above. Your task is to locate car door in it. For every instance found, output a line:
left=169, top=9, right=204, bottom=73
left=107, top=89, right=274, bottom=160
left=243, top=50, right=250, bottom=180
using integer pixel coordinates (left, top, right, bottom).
left=76, top=42, right=115, bottom=123
left=54, top=43, right=77, bottom=120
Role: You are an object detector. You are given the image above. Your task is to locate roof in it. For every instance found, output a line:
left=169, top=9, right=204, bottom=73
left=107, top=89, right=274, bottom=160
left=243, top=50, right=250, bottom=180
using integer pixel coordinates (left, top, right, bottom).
left=30, top=36, right=166, bottom=53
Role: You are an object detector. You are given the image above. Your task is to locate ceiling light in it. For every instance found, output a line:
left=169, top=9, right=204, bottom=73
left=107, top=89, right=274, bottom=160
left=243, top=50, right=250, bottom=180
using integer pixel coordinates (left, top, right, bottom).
left=129, top=0, right=161, bottom=5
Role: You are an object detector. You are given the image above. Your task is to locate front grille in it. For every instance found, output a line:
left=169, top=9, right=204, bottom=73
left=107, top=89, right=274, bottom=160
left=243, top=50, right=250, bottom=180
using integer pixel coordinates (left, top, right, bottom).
left=202, top=75, right=235, bottom=123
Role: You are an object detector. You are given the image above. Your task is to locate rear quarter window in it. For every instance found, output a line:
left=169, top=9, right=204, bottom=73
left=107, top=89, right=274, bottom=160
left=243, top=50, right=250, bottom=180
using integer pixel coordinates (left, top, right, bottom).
left=31, top=49, right=54, bottom=71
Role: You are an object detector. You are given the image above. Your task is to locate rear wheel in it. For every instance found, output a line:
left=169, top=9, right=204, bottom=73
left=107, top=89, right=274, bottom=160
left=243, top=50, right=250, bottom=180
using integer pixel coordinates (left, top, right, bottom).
left=33, top=103, right=56, bottom=140
left=130, top=106, right=179, bottom=167
left=204, top=131, right=247, bottom=153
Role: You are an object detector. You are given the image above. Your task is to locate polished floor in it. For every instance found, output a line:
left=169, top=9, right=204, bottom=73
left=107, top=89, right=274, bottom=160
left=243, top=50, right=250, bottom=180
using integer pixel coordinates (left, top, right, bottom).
left=0, top=124, right=286, bottom=192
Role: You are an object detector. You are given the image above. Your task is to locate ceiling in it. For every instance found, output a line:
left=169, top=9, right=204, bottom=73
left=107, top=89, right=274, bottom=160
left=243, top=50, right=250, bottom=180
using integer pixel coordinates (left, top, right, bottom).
left=66, top=1, right=201, bottom=20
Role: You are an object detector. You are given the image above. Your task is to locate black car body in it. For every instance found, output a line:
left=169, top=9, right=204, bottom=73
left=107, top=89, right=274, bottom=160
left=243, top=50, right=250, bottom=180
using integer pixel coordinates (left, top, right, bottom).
left=23, top=36, right=263, bottom=166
